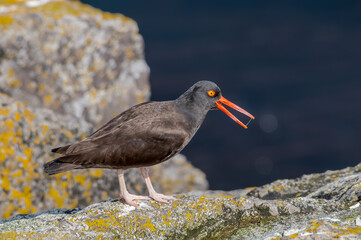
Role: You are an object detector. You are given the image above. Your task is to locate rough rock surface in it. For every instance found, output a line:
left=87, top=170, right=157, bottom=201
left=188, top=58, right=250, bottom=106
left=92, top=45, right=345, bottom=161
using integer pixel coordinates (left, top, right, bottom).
left=0, top=163, right=359, bottom=239
left=0, top=93, right=92, bottom=219
left=0, top=0, right=150, bottom=127
left=0, top=0, right=209, bottom=219
left=247, top=164, right=361, bottom=203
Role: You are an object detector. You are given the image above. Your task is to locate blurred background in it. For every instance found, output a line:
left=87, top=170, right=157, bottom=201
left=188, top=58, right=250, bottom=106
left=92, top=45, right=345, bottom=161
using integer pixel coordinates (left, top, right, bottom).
left=82, top=0, right=361, bottom=190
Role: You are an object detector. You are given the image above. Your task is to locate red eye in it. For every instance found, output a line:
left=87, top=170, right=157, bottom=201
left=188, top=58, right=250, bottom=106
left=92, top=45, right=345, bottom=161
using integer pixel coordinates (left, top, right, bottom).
left=208, top=90, right=215, bottom=97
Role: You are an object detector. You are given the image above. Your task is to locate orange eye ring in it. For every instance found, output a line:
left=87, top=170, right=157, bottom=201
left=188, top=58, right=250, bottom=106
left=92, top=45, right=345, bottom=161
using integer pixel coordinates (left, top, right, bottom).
left=208, top=90, right=215, bottom=97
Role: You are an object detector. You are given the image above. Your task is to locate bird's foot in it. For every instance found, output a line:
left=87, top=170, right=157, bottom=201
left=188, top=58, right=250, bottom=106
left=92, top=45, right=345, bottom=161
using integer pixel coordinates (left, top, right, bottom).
left=120, top=193, right=150, bottom=208
left=149, top=192, right=176, bottom=203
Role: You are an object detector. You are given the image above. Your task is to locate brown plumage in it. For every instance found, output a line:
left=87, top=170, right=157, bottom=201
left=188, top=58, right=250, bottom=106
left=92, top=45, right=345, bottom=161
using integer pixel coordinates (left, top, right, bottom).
left=45, top=101, right=194, bottom=173
left=44, top=81, right=254, bottom=207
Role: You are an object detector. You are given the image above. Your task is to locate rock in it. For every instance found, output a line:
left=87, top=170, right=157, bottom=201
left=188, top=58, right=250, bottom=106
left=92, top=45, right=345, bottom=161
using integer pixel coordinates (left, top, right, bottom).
left=0, top=194, right=303, bottom=240
left=0, top=93, right=91, bottom=218
left=0, top=0, right=209, bottom=219
left=0, top=94, right=208, bottom=219
left=247, top=164, right=361, bottom=202
left=0, top=0, right=150, bottom=127
left=0, top=163, right=359, bottom=239
left=356, top=217, right=361, bottom=227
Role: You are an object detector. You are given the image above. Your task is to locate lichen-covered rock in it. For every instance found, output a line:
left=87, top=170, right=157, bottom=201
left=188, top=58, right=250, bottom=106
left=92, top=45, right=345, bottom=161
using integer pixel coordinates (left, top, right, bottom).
left=0, top=194, right=302, bottom=240
left=0, top=93, right=92, bottom=218
left=0, top=93, right=208, bottom=219
left=247, top=163, right=361, bottom=202
left=0, top=163, right=359, bottom=239
left=0, top=0, right=209, bottom=219
left=0, top=0, right=150, bottom=127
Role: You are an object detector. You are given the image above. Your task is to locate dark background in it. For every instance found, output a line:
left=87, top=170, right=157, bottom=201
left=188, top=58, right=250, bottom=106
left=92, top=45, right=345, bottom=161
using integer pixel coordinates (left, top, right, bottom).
left=81, top=0, right=361, bottom=190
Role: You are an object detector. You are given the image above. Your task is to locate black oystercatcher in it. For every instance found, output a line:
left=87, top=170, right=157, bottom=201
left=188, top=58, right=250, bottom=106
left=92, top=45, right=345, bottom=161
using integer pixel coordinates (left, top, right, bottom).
left=44, top=81, right=254, bottom=207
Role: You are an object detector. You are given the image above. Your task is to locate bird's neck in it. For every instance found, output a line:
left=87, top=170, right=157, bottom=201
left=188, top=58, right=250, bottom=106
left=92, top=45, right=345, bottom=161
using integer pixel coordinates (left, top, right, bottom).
left=174, top=92, right=209, bottom=128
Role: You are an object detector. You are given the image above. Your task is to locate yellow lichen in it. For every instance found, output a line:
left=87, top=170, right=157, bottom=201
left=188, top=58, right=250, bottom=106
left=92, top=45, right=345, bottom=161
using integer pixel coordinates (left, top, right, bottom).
left=43, top=94, right=52, bottom=104
left=1, top=176, right=11, bottom=191
left=0, top=15, right=13, bottom=25
left=7, top=79, right=22, bottom=88
left=63, top=129, right=74, bottom=138
left=306, top=220, right=323, bottom=233
left=0, top=107, right=10, bottom=116
left=89, top=169, right=103, bottom=178
left=31, top=1, right=132, bottom=23
left=125, top=47, right=135, bottom=58
left=289, top=233, right=299, bottom=239
left=23, top=109, right=35, bottom=122
left=23, top=147, right=33, bottom=159
left=34, top=135, right=40, bottom=144
left=99, top=100, right=106, bottom=108
left=11, top=169, right=22, bottom=178
left=14, top=112, right=21, bottom=121
left=74, top=174, right=87, bottom=187
left=143, top=220, right=156, bottom=232
left=2, top=203, right=16, bottom=219
left=41, top=124, right=48, bottom=135
left=41, top=71, right=48, bottom=78
left=216, top=194, right=233, bottom=199
left=8, top=68, right=14, bottom=78
left=27, top=82, right=36, bottom=90
left=38, top=83, right=45, bottom=94
left=47, top=187, right=64, bottom=208
left=9, top=189, right=23, bottom=199
left=89, top=90, right=97, bottom=99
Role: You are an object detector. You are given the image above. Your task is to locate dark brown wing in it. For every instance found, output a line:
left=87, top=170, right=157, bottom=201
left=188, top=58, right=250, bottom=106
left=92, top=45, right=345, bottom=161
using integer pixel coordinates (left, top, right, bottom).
left=59, top=126, right=187, bottom=169
left=86, top=101, right=151, bottom=140
left=51, top=101, right=191, bottom=169
left=53, top=101, right=154, bottom=156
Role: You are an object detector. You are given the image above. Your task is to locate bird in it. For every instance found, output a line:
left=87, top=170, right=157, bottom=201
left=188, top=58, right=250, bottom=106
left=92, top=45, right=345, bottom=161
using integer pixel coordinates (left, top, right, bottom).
left=44, top=80, right=254, bottom=207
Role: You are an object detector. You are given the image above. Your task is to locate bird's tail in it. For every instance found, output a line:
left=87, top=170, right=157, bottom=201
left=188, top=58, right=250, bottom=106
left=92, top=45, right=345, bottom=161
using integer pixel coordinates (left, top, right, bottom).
left=43, top=158, right=80, bottom=175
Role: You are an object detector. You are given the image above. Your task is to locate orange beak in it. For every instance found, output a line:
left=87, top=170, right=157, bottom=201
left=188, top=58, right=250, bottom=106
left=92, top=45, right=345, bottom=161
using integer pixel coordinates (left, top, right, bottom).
left=216, top=96, right=255, bottom=129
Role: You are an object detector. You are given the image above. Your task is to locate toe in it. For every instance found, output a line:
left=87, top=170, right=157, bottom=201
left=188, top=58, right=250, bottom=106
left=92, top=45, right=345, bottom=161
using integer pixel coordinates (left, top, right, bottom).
left=150, top=195, right=169, bottom=203
left=149, top=193, right=176, bottom=203
left=120, top=193, right=149, bottom=207
left=130, top=194, right=150, bottom=200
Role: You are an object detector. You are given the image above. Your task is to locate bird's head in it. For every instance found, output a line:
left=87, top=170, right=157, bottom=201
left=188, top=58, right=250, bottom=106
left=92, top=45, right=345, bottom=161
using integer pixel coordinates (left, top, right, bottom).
left=180, top=80, right=255, bottom=129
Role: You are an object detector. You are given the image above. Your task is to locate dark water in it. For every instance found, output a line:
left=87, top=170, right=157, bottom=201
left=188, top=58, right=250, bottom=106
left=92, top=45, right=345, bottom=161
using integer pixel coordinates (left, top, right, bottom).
left=81, top=0, right=361, bottom=190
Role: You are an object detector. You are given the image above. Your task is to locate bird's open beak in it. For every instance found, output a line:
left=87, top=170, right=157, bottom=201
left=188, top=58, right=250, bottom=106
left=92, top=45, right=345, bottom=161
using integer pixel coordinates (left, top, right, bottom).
left=216, top=96, right=255, bottom=129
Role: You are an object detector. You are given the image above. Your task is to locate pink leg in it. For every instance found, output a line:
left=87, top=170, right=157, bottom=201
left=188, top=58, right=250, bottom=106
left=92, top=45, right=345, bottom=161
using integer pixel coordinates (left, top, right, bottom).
left=140, top=167, right=176, bottom=203
left=117, top=169, right=149, bottom=207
